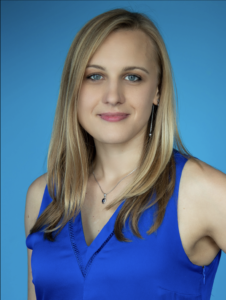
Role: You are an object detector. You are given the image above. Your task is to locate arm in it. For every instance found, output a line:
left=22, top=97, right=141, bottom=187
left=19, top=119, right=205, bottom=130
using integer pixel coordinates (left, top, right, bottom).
left=24, top=173, right=47, bottom=300
left=185, top=158, right=226, bottom=254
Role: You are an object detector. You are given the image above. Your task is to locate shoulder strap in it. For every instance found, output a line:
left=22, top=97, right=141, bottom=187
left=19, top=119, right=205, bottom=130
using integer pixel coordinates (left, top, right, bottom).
left=172, top=149, right=189, bottom=205
left=37, top=184, right=53, bottom=218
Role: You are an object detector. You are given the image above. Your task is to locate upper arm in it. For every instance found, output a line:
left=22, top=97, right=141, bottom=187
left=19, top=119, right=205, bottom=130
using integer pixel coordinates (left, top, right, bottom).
left=25, top=173, right=47, bottom=300
left=185, top=158, right=226, bottom=254
left=24, top=173, right=47, bottom=237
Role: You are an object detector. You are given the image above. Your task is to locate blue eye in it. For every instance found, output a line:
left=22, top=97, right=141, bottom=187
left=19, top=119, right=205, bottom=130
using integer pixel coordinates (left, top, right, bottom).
left=87, top=74, right=103, bottom=81
left=125, top=75, right=141, bottom=82
left=86, top=73, right=142, bottom=82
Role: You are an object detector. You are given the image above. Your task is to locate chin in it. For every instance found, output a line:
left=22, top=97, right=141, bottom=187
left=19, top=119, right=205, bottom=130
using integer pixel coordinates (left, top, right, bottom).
left=93, top=134, right=132, bottom=145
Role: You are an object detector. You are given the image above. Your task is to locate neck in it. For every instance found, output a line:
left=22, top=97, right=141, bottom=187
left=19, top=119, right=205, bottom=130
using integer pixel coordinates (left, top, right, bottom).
left=92, top=134, right=145, bottom=183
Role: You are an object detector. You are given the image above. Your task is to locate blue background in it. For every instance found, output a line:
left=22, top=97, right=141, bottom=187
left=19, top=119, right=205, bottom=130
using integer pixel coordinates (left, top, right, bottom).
left=1, top=1, right=226, bottom=299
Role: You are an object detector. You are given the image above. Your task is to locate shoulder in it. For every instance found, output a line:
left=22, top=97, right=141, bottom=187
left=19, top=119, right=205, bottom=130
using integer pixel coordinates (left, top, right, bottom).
left=180, top=157, right=226, bottom=252
left=24, top=173, right=47, bottom=237
left=181, top=157, right=226, bottom=197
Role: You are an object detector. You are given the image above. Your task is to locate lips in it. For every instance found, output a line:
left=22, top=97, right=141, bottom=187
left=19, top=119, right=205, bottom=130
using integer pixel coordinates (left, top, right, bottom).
left=98, top=113, right=129, bottom=122
left=99, top=113, right=129, bottom=117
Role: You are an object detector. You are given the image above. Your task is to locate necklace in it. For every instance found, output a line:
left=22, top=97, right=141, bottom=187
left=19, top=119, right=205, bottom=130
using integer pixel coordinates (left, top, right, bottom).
left=92, top=167, right=137, bottom=204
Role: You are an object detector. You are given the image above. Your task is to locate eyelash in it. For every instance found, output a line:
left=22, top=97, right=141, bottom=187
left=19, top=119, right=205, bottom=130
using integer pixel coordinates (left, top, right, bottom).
left=86, top=73, right=142, bottom=82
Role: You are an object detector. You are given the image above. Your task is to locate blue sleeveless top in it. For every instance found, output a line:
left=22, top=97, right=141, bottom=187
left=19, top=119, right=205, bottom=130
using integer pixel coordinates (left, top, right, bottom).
left=26, top=149, right=222, bottom=299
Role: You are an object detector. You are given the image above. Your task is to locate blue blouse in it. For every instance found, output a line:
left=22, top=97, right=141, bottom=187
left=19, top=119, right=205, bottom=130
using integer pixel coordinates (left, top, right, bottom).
left=26, top=149, right=222, bottom=299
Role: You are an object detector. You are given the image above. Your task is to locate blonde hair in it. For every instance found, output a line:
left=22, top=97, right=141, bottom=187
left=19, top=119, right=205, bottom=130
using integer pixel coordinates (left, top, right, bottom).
left=30, top=8, right=191, bottom=241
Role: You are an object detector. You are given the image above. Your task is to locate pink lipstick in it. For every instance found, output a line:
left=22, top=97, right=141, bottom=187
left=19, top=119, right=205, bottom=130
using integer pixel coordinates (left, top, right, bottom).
left=99, top=113, right=129, bottom=122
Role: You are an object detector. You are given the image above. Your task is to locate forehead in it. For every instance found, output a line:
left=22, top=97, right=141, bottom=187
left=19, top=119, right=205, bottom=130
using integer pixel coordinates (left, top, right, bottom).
left=88, top=29, right=157, bottom=70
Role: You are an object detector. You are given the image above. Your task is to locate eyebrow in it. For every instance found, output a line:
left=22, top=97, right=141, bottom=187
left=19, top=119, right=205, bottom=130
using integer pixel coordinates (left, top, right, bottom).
left=86, top=64, right=149, bottom=75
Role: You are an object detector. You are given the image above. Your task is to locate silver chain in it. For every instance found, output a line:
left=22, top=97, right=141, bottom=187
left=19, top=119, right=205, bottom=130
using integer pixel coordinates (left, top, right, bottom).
left=92, top=167, right=137, bottom=204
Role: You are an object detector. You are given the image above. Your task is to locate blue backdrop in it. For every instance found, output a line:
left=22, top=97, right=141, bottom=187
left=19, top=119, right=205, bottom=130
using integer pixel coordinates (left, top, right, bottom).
left=1, top=1, right=226, bottom=299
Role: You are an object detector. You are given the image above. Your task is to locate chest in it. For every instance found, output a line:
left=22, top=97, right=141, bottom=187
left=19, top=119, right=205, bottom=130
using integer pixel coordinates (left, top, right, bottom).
left=81, top=175, right=220, bottom=267
left=32, top=213, right=210, bottom=300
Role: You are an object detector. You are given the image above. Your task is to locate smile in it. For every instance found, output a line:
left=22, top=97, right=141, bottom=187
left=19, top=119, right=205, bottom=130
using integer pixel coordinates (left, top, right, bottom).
left=98, top=114, right=129, bottom=122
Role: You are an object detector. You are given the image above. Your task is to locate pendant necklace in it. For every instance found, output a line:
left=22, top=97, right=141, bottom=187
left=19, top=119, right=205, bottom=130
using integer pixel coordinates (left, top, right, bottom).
left=92, top=167, right=137, bottom=204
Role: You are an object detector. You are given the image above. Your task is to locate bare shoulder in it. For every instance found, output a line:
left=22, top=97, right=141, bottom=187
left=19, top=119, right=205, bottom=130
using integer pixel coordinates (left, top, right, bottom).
left=181, top=156, right=226, bottom=195
left=24, top=173, right=48, bottom=237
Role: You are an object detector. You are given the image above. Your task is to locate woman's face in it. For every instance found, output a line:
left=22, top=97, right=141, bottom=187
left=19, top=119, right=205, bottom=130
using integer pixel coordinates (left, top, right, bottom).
left=78, top=29, right=159, bottom=145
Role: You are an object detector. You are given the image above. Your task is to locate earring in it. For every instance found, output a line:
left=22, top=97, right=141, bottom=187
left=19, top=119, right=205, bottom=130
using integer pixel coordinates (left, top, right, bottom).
left=149, top=105, right=155, bottom=137
left=149, top=99, right=159, bottom=137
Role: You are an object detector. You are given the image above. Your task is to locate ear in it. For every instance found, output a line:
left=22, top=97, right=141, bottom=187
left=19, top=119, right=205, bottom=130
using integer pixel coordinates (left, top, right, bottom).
left=153, top=87, right=160, bottom=106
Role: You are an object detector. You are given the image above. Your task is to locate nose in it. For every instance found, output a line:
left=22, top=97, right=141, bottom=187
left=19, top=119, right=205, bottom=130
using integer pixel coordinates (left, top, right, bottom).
left=103, top=79, right=125, bottom=106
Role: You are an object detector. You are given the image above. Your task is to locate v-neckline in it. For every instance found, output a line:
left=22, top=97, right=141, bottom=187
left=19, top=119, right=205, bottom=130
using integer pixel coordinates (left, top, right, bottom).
left=69, top=200, right=125, bottom=277
left=80, top=200, right=125, bottom=248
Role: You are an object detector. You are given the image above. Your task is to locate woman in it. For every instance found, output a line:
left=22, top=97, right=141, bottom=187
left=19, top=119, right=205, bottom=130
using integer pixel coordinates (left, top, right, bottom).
left=25, top=8, right=226, bottom=300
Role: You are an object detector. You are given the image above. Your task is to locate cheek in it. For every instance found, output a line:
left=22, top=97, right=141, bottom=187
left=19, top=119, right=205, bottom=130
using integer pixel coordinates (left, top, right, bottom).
left=77, top=88, right=94, bottom=123
left=77, top=98, right=89, bottom=129
left=136, top=102, right=152, bottom=127
left=130, top=88, right=154, bottom=119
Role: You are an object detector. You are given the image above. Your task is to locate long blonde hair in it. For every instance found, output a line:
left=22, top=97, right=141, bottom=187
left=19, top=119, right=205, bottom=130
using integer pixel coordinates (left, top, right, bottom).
left=30, top=8, right=191, bottom=242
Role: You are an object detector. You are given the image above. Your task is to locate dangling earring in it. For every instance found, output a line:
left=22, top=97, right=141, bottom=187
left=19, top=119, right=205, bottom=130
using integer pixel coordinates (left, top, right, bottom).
left=149, top=105, right=155, bottom=137
left=149, top=99, right=159, bottom=137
